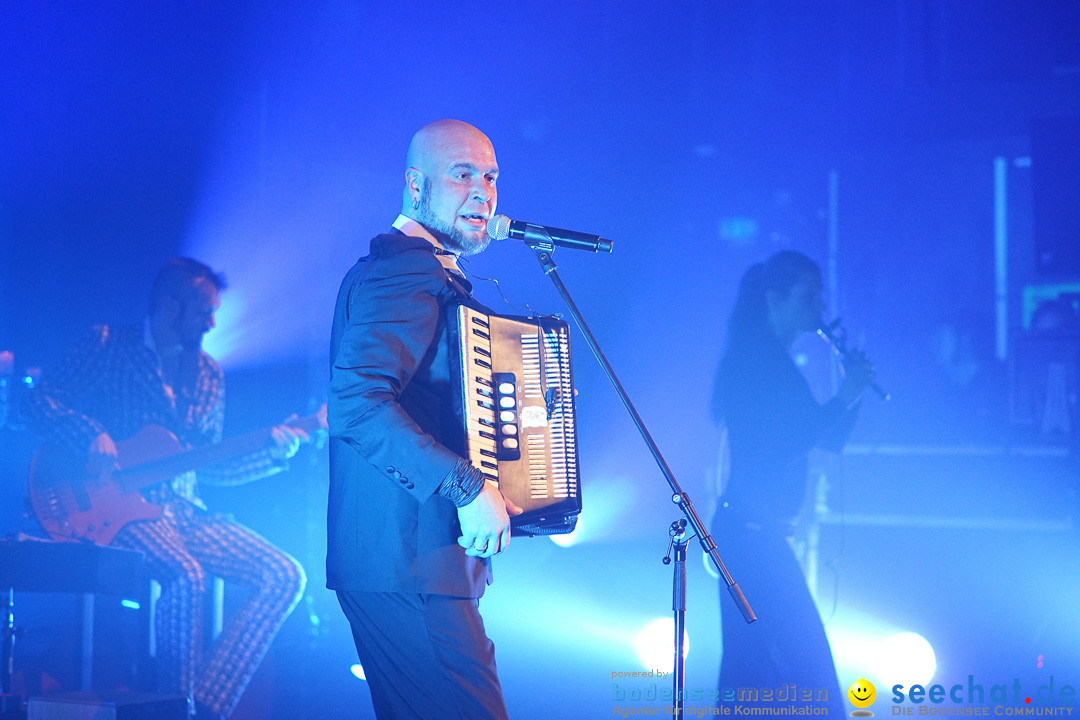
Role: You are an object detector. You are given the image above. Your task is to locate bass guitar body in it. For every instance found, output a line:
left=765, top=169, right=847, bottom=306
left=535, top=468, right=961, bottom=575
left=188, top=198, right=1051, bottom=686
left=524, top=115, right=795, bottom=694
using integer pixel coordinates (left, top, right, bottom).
left=27, top=425, right=186, bottom=546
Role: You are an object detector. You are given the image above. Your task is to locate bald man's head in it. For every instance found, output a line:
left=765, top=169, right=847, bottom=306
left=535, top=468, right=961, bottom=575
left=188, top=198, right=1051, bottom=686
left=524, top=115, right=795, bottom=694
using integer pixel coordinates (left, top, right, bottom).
left=402, top=120, right=499, bottom=256
left=405, top=120, right=490, bottom=172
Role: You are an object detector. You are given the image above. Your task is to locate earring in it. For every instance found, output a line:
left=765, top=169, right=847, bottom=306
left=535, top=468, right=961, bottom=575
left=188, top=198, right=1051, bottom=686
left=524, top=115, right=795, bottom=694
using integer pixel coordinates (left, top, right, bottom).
left=412, top=198, right=419, bottom=209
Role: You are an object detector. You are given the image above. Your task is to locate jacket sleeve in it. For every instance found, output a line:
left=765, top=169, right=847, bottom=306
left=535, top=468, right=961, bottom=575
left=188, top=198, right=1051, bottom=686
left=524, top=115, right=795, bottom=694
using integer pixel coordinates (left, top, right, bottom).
left=194, top=373, right=289, bottom=486
left=327, top=247, right=462, bottom=503
left=717, top=350, right=857, bottom=467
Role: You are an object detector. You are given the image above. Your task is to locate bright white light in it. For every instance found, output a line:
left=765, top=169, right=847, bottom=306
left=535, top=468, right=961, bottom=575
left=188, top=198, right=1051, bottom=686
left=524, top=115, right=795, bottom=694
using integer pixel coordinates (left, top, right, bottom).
left=702, top=550, right=720, bottom=580
left=549, top=523, right=581, bottom=548
left=545, top=476, right=638, bottom=547
left=825, top=610, right=937, bottom=692
left=200, top=290, right=246, bottom=364
left=350, top=663, right=366, bottom=681
left=634, top=617, right=689, bottom=673
left=876, top=632, right=936, bottom=687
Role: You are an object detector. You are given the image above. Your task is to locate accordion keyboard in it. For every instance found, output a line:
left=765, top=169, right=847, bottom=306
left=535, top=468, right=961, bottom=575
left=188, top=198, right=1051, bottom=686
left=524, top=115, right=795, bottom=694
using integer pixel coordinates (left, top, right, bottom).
left=454, top=305, right=581, bottom=535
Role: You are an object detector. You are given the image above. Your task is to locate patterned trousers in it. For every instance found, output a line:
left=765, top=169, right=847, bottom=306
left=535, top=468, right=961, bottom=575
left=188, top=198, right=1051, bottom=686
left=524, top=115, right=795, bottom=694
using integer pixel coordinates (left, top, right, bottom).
left=113, top=502, right=306, bottom=717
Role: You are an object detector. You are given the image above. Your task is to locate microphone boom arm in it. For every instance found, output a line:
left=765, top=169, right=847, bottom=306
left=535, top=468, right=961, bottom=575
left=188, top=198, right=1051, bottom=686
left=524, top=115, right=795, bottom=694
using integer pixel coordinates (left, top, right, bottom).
left=526, top=245, right=754, bottom=622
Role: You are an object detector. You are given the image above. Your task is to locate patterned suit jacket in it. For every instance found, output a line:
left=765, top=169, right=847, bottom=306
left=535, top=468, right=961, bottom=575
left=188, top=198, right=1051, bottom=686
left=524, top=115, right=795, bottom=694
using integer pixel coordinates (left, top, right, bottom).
left=326, top=231, right=492, bottom=597
left=22, top=323, right=281, bottom=506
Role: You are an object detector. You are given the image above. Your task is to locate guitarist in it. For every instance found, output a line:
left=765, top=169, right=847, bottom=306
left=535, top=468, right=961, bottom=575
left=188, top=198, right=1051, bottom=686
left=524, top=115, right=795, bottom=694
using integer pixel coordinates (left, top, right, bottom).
left=22, top=257, right=306, bottom=720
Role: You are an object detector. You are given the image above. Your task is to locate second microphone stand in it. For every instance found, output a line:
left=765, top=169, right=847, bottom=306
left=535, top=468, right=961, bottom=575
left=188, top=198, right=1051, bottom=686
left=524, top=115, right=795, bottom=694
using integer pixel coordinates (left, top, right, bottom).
left=526, top=241, right=756, bottom=717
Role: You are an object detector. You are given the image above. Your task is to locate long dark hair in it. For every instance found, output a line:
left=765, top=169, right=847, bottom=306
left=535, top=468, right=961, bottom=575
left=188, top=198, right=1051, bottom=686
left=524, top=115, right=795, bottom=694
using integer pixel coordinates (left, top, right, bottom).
left=712, top=250, right=821, bottom=424
left=725, top=250, right=821, bottom=348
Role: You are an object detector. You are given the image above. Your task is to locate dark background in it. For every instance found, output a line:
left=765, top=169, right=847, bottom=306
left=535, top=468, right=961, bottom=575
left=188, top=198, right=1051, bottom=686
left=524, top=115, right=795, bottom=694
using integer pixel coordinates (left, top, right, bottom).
left=2, top=1, right=1079, bottom=717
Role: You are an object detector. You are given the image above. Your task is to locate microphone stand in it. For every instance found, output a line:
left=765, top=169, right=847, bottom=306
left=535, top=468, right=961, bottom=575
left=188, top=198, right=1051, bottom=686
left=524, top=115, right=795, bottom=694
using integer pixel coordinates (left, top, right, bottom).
left=526, top=243, right=756, bottom=717
left=663, top=520, right=690, bottom=717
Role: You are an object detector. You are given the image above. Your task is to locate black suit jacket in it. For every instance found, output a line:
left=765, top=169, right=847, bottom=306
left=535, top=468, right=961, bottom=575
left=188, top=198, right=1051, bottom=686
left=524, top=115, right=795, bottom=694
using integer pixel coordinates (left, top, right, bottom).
left=326, top=231, right=491, bottom=596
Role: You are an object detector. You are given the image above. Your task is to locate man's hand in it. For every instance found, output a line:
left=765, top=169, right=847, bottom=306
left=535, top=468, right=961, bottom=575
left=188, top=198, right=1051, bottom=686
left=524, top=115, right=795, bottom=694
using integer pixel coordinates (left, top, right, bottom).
left=457, top=481, right=524, bottom=559
left=268, top=421, right=308, bottom=462
left=87, top=432, right=119, bottom=478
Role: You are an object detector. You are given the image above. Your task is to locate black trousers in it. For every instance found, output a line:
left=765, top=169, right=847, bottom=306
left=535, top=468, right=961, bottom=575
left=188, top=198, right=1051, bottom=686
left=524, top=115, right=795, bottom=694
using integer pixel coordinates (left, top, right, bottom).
left=336, top=591, right=509, bottom=720
left=713, top=516, right=845, bottom=716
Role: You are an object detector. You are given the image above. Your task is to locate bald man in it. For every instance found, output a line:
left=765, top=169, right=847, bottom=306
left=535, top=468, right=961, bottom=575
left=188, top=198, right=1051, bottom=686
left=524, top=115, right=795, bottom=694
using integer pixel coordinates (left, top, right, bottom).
left=327, top=120, right=520, bottom=719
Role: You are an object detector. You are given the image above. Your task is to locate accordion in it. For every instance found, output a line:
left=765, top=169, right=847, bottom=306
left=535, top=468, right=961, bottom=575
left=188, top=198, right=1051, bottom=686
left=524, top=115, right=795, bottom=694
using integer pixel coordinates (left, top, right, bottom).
left=450, top=305, right=582, bottom=536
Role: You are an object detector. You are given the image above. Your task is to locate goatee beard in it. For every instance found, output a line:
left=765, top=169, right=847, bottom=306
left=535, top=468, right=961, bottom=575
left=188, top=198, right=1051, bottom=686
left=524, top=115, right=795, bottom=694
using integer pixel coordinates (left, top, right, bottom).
left=416, top=194, right=490, bottom=256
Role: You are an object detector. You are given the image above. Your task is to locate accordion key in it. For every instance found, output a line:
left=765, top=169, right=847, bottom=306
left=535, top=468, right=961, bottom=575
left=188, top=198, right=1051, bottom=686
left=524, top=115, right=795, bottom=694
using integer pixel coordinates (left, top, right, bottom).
left=451, top=305, right=582, bottom=536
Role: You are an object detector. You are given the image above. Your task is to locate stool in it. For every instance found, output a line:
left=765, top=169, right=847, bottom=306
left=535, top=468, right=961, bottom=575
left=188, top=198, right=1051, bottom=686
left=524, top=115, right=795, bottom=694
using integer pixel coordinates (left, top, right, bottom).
left=0, top=540, right=148, bottom=697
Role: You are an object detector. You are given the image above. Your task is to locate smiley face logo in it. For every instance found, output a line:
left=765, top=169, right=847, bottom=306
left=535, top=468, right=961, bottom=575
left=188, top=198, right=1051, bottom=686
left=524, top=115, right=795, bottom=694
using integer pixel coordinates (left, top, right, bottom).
left=848, top=678, right=876, bottom=716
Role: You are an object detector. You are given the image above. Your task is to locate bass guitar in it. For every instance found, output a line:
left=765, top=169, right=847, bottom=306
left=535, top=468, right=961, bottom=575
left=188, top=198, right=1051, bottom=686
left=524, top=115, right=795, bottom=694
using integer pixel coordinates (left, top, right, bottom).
left=27, top=407, right=327, bottom=546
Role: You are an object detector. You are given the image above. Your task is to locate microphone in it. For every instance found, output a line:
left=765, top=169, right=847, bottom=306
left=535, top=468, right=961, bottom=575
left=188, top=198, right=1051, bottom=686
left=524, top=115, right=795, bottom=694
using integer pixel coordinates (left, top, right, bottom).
left=487, top=215, right=613, bottom=253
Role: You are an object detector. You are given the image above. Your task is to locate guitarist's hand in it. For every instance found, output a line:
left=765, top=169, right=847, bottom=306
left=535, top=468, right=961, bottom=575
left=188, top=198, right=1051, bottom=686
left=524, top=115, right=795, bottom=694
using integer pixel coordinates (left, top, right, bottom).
left=87, top=432, right=119, bottom=478
left=268, top=423, right=307, bottom=461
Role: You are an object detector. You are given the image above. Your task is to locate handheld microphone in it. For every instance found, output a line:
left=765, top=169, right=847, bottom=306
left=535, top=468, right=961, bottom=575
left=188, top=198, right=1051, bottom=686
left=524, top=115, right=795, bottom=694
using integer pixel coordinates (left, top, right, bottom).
left=486, top=215, right=613, bottom=253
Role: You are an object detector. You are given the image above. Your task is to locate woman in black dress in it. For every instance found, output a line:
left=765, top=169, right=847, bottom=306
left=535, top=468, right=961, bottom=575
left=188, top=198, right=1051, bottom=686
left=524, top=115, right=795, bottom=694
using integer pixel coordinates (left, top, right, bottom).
left=711, top=250, right=873, bottom=713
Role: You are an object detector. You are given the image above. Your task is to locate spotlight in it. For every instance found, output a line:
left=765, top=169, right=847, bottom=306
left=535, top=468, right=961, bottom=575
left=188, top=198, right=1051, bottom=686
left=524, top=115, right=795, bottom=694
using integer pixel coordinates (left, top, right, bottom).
left=876, top=632, right=936, bottom=687
left=350, top=663, right=366, bottom=681
left=545, top=475, right=638, bottom=547
left=634, top=618, right=688, bottom=673
left=549, top=523, right=581, bottom=548
left=824, top=609, right=936, bottom=690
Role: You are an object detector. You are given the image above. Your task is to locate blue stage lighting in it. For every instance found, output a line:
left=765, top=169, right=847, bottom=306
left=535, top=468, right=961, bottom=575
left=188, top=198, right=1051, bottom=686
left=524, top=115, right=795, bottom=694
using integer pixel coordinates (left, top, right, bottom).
left=634, top=617, right=689, bottom=674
